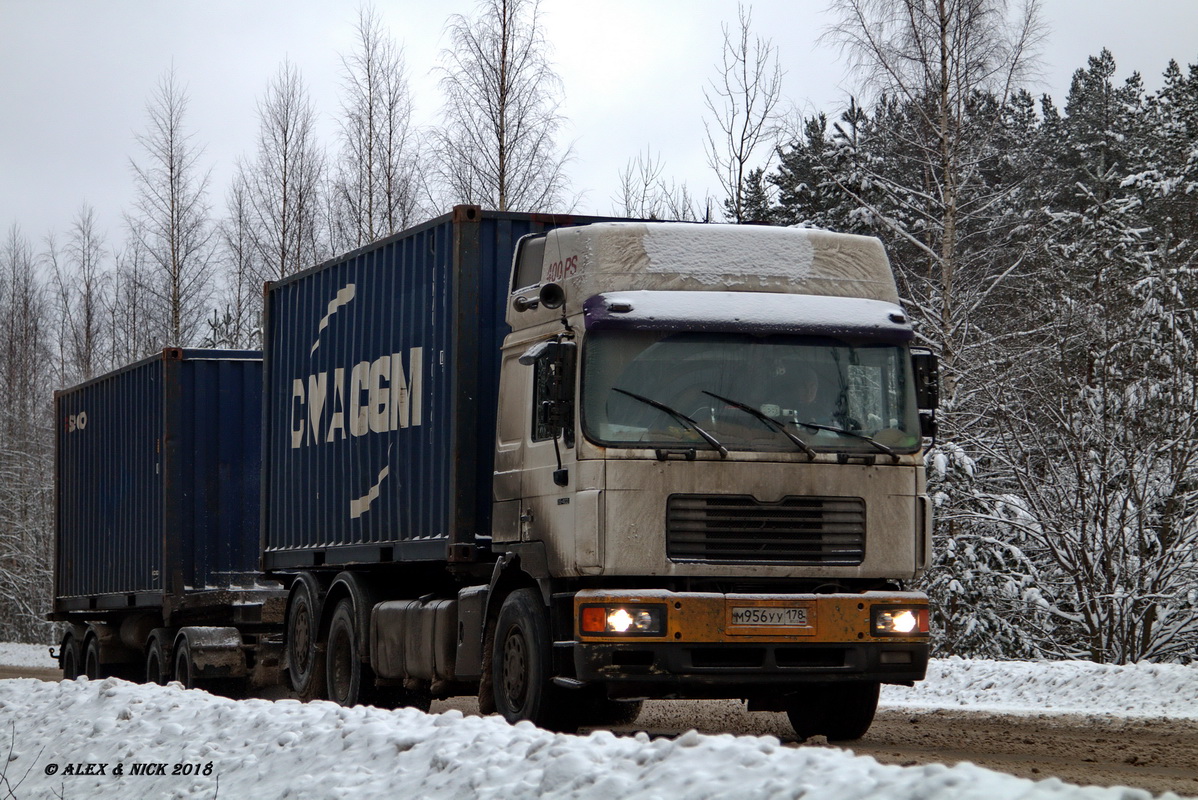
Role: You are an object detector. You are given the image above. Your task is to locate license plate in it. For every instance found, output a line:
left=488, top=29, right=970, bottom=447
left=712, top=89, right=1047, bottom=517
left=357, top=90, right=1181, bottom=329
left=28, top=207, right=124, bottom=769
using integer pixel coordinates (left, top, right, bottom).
left=730, top=606, right=810, bottom=627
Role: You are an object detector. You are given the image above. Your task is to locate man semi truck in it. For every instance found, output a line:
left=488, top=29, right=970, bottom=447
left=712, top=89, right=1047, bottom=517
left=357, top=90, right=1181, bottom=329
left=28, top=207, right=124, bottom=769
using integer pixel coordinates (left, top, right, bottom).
left=53, top=206, right=936, bottom=740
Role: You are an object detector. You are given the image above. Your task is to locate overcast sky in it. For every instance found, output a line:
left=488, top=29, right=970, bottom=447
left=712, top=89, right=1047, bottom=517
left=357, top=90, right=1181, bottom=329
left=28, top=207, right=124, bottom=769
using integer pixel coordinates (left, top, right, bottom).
left=2, top=0, right=1196, bottom=248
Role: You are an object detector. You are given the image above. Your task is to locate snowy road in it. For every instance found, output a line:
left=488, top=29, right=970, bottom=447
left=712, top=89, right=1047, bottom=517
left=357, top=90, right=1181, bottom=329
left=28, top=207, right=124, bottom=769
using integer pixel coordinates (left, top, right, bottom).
left=2, top=645, right=1197, bottom=798
left=602, top=701, right=1198, bottom=797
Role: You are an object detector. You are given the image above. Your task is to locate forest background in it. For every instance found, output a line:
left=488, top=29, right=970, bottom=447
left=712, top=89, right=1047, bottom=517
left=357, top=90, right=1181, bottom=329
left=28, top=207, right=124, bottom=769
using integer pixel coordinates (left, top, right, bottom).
left=2, top=0, right=1197, bottom=667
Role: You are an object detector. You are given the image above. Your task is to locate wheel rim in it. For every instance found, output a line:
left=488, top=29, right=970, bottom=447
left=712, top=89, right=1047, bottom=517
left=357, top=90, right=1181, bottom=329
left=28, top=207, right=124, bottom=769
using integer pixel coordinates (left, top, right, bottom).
left=501, top=625, right=529, bottom=710
left=328, top=625, right=352, bottom=704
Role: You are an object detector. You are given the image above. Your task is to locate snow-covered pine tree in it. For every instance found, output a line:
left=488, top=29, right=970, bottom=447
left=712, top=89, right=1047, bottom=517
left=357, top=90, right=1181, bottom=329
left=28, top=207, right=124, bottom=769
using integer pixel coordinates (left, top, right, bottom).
left=991, top=51, right=1198, bottom=663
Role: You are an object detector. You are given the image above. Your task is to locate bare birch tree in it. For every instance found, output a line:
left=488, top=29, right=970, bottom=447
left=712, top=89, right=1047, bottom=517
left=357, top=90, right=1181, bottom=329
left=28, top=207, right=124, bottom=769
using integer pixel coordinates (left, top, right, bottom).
left=824, top=0, right=1043, bottom=395
left=205, top=176, right=260, bottom=349
left=703, top=3, right=782, bottom=222
left=126, top=67, right=216, bottom=347
left=614, top=148, right=711, bottom=221
left=107, top=236, right=159, bottom=365
left=48, top=205, right=109, bottom=383
left=241, top=60, right=327, bottom=281
left=434, top=0, right=571, bottom=211
left=334, top=5, right=421, bottom=248
left=0, top=225, right=53, bottom=643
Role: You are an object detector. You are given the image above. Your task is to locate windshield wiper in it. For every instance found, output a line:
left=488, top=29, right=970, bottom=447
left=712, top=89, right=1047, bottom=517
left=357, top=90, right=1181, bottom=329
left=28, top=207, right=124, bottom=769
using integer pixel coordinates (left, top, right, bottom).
left=613, top=388, right=728, bottom=458
left=788, top=419, right=900, bottom=463
left=701, top=390, right=816, bottom=460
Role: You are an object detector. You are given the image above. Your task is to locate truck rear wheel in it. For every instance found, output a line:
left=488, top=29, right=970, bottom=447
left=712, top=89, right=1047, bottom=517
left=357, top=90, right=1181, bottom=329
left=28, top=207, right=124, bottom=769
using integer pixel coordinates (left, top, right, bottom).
left=325, top=599, right=364, bottom=707
left=145, top=634, right=170, bottom=685
left=286, top=578, right=325, bottom=700
left=492, top=588, right=570, bottom=730
left=786, top=681, right=879, bottom=742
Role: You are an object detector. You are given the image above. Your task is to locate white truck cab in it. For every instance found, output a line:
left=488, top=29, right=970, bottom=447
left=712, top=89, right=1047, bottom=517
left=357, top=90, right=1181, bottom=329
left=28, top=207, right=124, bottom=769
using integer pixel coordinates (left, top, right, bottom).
left=487, top=221, right=936, bottom=739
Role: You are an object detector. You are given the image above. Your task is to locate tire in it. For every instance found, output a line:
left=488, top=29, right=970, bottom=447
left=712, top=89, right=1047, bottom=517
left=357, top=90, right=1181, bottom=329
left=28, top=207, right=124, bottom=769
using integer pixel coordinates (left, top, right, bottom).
left=83, top=636, right=103, bottom=680
left=145, top=635, right=170, bottom=685
left=325, top=599, right=365, bottom=707
left=60, top=633, right=81, bottom=680
left=492, top=588, right=569, bottom=730
left=786, top=681, right=880, bottom=742
left=286, top=578, right=326, bottom=700
left=173, top=638, right=195, bottom=689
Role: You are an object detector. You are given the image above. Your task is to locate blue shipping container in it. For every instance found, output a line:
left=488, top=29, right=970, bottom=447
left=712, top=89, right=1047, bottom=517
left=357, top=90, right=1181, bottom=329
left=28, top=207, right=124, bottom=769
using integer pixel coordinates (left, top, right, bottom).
left=54, top=349, right=263, bottom=612
left=262, top=206, right=625, bottom=569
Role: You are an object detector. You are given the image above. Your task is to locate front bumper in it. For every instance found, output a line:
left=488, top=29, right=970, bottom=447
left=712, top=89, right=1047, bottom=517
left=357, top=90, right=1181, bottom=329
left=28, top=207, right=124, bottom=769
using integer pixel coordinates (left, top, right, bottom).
left=570, top=589, right=929, bottom=698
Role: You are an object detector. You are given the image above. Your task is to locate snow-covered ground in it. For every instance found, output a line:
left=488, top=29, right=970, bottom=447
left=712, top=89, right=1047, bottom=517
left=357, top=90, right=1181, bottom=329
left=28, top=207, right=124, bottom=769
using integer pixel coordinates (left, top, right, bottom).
left=886, top=657, right=1198, bottom=719
left=0, top=642, right=57, bottom=668
left=1, top=647, right=1195, bottom=799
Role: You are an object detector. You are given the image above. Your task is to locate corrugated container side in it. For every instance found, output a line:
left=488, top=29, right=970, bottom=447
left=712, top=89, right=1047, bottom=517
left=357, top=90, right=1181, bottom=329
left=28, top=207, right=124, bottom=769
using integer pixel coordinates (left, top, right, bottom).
left=54, top=350, right=262, bottom=610
left=262, top=207, right=626, bottom=568
left=56, top=357, right=163, bottom=599
left=262, top=215, right=456, bottom=567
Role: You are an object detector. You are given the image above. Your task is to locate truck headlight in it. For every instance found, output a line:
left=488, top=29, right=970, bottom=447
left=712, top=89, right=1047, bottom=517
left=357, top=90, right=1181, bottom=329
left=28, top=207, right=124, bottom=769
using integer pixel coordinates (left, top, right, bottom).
left=579, top=604, right=666, bottom=636
left=871, top=606, right=929, bottom=636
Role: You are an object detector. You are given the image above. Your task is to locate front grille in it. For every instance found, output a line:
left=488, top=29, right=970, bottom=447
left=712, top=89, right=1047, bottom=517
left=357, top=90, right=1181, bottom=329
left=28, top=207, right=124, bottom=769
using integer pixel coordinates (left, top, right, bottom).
left=666, top=494, right=866, bottom=565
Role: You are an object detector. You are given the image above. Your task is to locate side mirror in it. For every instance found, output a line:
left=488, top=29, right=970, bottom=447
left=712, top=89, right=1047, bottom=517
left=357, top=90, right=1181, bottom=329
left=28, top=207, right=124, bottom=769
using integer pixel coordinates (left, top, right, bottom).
left=911, top=348, right=939, bottom=440
left=911, top=349, right=940, bottom=411
left=521, top=339, right=577, bottom=448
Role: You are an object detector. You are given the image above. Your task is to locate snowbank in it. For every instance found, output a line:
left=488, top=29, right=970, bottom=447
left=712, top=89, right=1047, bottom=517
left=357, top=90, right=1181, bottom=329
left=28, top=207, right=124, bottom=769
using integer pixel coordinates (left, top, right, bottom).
left=0, top=677, right=1182, bottom=800
left=883, top=657, right=1198, bottom=720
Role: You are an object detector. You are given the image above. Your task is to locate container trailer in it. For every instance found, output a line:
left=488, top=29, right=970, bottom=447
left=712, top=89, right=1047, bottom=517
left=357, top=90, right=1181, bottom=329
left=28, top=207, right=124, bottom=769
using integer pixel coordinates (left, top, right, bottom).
left=51, top=349, right=281, bottom=690
left=54, top=206, right=937, bottom=740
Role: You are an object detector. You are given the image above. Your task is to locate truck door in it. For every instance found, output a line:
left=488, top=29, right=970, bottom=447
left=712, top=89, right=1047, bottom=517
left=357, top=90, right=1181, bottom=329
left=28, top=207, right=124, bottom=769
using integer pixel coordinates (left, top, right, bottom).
left=498, top=339, right=597, bottom=576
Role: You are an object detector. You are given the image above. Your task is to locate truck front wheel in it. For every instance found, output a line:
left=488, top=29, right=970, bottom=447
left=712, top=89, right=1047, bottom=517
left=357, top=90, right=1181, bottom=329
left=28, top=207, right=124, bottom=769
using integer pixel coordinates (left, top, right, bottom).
left=785, top=681, right=880, bottom=742
left=493, top=588, right=564, bottom=730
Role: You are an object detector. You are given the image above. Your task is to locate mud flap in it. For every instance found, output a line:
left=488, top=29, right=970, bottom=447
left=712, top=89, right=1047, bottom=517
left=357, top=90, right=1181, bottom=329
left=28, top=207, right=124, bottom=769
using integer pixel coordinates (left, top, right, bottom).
left=177, top=627, right=247, bottom=680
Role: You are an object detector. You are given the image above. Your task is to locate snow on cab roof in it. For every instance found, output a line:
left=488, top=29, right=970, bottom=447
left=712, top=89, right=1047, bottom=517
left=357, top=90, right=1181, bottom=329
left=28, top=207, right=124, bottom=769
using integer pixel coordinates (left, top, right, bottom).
left=537, top=222, right=901, bottom=314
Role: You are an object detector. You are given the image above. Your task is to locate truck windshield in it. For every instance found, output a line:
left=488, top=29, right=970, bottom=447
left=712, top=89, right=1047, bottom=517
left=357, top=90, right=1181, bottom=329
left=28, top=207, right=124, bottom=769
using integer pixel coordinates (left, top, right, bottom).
left=581, top=330, right=921, bottom=455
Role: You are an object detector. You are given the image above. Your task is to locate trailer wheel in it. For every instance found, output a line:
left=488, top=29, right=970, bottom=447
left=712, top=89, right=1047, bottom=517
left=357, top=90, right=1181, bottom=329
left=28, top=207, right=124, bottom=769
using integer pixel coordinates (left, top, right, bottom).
left=60, top=633, right=82, bottom=680
left=83, top=636, right=104, bottom=680
left=286, top=579, right=326, bottom=700
left=785, top=681, right=879, bottom=742
left=492, top=589, right=567, bottom=730
left=174, top=638, right=196, bottom=690
left=325, top=599, right=364, bottom=707
left=145, top=635, right=170, bottom=685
